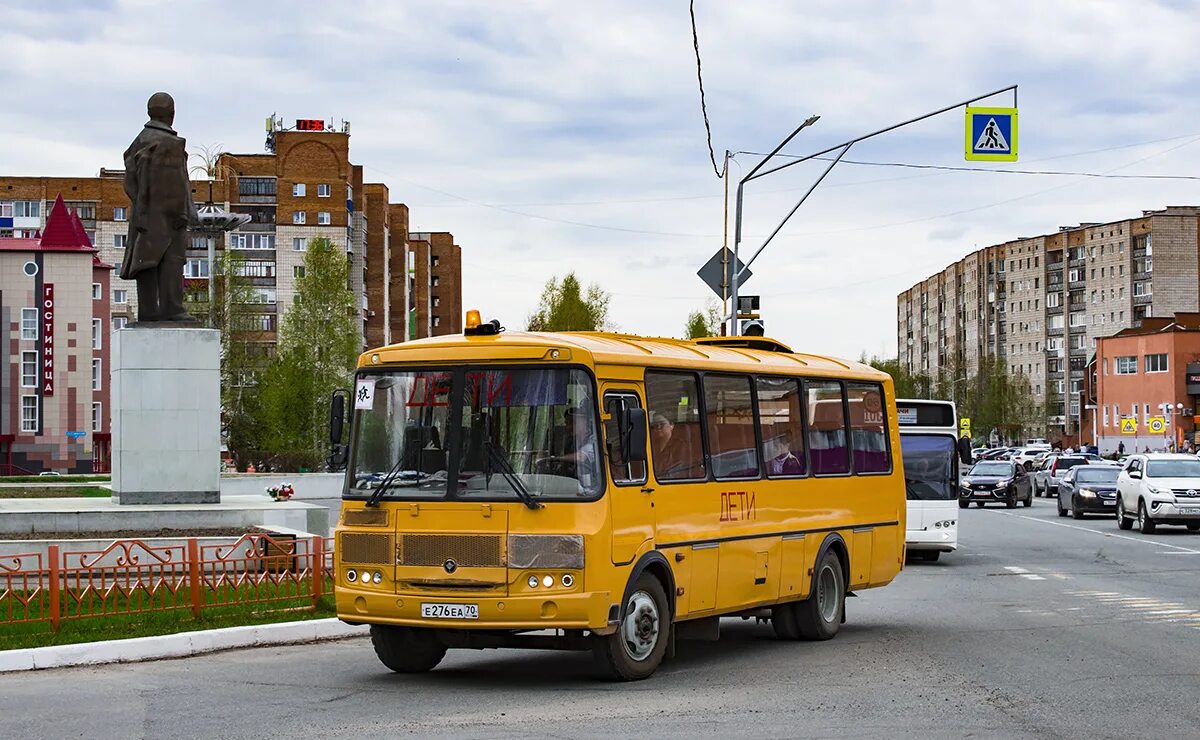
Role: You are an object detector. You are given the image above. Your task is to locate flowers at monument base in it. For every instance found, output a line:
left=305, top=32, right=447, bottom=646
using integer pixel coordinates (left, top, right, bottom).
left=265, top=482, right=295, bottom=501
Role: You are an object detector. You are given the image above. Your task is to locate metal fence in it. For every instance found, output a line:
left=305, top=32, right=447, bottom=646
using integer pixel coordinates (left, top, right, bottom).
left=0, top=533, right=335, bottom=631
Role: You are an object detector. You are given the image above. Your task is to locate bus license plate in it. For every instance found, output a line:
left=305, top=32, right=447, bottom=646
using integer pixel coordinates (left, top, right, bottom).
left=421, top=603, right=479, bottom=620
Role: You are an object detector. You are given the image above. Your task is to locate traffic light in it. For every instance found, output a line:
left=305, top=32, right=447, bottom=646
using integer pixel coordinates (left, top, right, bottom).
left=741, top=319, right=765, bottom=336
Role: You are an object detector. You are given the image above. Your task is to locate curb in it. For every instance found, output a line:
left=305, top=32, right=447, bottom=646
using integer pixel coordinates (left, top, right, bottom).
left=0, top=618, right=369, bottom=673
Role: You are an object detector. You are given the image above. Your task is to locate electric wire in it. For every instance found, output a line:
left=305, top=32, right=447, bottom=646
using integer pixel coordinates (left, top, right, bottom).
left=689, top=0, right=723, bottom=178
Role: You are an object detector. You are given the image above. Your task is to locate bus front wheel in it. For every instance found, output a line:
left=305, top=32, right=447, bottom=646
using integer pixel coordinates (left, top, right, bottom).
left=794, top=549, right=845, bottom=641
left=370, top=625, right=447, bottom=673
left=594, top=573, right=670, bottom=681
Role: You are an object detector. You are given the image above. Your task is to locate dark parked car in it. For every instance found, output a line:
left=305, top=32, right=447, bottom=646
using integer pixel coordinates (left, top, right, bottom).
left=1057, top=465, right=1121, bottom=519
left=959, top=460, right=1033, bottom=508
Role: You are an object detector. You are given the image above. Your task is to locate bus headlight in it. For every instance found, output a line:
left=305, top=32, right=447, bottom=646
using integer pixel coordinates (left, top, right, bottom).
left=346, top=569, right=358, bottom=583
left=527, top=575, right=539, bottom=589
left=507, top=535, right=584, bottom=570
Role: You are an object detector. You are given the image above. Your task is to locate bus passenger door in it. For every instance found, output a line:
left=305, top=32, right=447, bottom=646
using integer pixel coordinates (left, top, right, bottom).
left=603, top=389, right=655, bottom=565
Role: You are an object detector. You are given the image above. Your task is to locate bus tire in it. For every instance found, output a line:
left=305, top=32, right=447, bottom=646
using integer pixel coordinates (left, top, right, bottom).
left=794, top=549, right=844, bottom=641
left=594, top=572, right=670, bottom=681
left=370, top=625, right=446, bottom=673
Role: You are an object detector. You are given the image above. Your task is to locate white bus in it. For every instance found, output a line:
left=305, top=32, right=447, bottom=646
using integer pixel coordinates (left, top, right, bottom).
left=896, top=399, right=969, bottom=562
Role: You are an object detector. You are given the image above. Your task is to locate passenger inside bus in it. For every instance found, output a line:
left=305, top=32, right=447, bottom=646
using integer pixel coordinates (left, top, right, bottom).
left=650, top=411, right=701, bottom=479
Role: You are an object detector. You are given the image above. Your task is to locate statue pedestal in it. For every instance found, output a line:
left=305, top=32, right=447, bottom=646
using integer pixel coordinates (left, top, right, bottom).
left=111, top=328, right=221, bottom=504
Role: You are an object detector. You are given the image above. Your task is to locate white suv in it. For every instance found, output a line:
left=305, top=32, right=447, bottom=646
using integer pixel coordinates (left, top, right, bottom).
left=1014, top=445, right=1050, bottom=471
left=1116, top=454, right=1200, bottom=533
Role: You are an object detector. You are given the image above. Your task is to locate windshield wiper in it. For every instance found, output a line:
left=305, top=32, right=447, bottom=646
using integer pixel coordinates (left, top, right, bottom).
left=485, top=439, right=542, bottom=510
left=365, top=454, right=411, bottom=507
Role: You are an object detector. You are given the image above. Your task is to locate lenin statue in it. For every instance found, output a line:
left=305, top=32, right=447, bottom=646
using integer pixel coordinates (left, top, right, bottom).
left=119, top=92, right=199, bottom=323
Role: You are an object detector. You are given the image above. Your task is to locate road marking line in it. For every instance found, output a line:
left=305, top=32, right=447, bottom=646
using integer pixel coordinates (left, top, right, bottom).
left=1158, top=552, right=1200, bottom=555
left=1023, top=574, right=1046, bottom=581
left=984, top=510, right=1200, bottom=553
left=1141, top=610, right=1193, bottom=616
left=1004, top=566, right=1031, bottom=573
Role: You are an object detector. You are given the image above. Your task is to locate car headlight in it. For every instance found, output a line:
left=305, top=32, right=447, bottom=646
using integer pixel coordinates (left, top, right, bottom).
left=507, top=534, right=585, bottom=569
left=994, top=482, right=1008, bottom=489
left=1148, top=486, right=1171, bottom=496
left=1079, top=488, right=1097, bottom=498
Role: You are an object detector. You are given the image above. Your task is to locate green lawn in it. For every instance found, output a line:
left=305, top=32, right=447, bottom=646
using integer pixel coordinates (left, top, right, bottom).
left=1, top=577, right=337, bottom=651
left=0, top=486, right=112, bottom=499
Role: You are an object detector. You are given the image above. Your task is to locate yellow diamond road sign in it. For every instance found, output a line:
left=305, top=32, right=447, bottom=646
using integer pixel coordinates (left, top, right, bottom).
left=965, top=107, right=1018, bottom=162
left=1120, top=418, right=1137, bottom=434
left=1148, top=416, right=1167, bottom=434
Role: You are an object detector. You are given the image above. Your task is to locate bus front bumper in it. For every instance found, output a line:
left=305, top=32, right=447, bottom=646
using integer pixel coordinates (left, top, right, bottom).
left=906, top=527, right=958, bottom=552
left=336, top=588, right=616, bottom=632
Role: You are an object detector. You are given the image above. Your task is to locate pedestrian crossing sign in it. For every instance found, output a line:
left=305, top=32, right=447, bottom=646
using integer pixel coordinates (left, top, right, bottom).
left=965, top=106, right=1017, bottom=162
left=1120, top=417, right=1137, bottom=434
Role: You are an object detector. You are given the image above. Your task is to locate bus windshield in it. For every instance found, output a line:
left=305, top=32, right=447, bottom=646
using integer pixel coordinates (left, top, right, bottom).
left=899, top=434, right=957, bottom=500
left=348, top=367, right=603, bottom=502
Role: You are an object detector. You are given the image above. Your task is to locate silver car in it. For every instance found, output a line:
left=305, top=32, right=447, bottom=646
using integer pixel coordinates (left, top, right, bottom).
left=1033, top=455, right=1090, bottom=497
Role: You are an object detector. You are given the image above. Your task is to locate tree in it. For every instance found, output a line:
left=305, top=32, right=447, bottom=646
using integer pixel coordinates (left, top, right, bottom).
left=526, top=273, right=611, bottom=331
left=683, top=301, right=722, bottom=339
left=257, top=237, right=359, bottom=470
left=862, top=355, right=932, bottom=399
left=955, top=357, right=1040, bottom=445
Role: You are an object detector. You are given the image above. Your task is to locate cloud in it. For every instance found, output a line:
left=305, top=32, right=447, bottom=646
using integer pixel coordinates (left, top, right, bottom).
left=3, top=0, right=1200, bottom=360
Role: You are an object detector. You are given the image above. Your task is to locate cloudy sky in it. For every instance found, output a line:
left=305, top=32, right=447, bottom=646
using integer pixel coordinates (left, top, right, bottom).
left=4, top=0, right=1200, bottom=360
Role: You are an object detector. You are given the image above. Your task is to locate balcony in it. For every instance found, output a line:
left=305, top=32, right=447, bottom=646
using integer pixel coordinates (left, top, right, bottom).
left=1133, top=293, right=1153, bottom=305
left=1047, top=304, right=1064, bottom=315
left=1047, top=326, right=1064, bottom=337
left=1069, top=257, right=1086, bottom=268
left=1133, top=271, right=1151, bottom=281
left=1068, top=278, right=1085, bottom=290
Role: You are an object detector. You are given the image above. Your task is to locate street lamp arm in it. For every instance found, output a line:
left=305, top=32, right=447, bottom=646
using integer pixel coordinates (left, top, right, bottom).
left=745, top=84, right=1018, bottom=183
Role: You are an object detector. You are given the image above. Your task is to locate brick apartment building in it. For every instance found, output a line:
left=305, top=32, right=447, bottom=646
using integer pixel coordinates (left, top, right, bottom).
left=1089, top=312, right=1200, bottom=453
left=898, top=206, right=1200, bottom=437
left=1, top=195, right=112, bottom=473
left=1, top=118, right=463, bottom=471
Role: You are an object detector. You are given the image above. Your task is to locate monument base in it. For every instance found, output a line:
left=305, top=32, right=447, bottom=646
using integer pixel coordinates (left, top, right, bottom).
left=111, top=327, right=221, bottom=505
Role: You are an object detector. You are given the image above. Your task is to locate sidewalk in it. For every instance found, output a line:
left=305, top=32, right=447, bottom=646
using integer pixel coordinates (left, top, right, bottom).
left=0, top=618, right=368, bottom=673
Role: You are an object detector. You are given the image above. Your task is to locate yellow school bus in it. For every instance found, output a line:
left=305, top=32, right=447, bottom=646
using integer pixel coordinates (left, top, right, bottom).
left=332, top=315, right=905, bottom=680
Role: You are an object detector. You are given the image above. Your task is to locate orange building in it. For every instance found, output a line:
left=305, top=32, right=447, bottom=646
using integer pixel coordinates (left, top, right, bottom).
left=1094, top=312, right=1200, bottom=453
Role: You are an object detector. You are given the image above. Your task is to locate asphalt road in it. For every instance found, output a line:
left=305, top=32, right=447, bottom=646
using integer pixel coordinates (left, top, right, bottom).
left=3, top=498, right=1199, bottom=739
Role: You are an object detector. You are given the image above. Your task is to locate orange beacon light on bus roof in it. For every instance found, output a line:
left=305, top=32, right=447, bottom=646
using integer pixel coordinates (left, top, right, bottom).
left=465, top=309, right=482, bottom=330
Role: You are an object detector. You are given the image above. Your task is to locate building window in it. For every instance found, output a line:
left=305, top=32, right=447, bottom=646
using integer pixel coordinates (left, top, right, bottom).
left=114, top=234, right=127, bottom=249
left=21, top=308, right=37, bottom=340
left=293, top=183, right=306, bottom=197
left=234, top=260, right=276, bottom=278
left=292, top=237, right=307, bottom=251
left=21, top=397, right=38, bottom=433
left=293, top=265, right=306, bottom=278
left=433, top=316, right=440, bottom=327
left=1068, top=311, right=1085, bottom=327
left=238, top=177, right=276, bottom=197
left=184, top=258, right=210, bottom=278
left=229, top=233, right=274, bottom=250
left=292, top=211, right=306, bottom=225
left=317, top=211, right=331, bottom=225
left=92, top=402, right=102, bottom=432
left=432, top=256, right=440, bottom=267
left=1133, top=282, right=1150, bottom=297
left=1145, top=353, right=1168, bottom=373
left=1068, top=268, right=1082, bottom=282
left=92, top=283, right=102, bottom=300
left=1115, top=356, right=1137, bottom=375
left=92, top=318, right=102, bottom=350
left=246, top=289, right=276, bottom=305
left=113, top=206, right=127, bottom=221
left=317, top=184, right=331, bottom=197
left=432, top=296, right=440, bottom=307
left=14, top=200, right=40, bottom=218
left=1103, top=406, right=1109, bottom=427
left=92, top=358, right=102, bottom=390
left=113, top=317, right=128, bottom=331
left=113, top=289, right=128, bottom=304
left=21, top=351, right=37, bottom=388
left=431, top=276, right=439, bottom=287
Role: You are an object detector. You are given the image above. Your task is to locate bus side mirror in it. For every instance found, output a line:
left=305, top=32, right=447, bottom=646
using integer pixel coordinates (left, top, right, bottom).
left=958, top=437, right=973, bottom=465
left=329, top=389, right=349, bottom=470
left=622, top=408, right=648, bottom=463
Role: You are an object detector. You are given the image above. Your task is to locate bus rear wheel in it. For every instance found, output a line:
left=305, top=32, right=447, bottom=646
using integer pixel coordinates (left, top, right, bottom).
left=594, top=573, right=670, bottom=681
left=370, top=625, right=447, bottom=673
left=793, top=550, right=845, bottom=641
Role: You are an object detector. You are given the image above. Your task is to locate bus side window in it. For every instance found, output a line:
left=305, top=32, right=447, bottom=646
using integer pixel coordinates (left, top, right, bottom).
left=704, top=374, right=760, bottom=480
left=604, top=393, right=647, bottom=485
left=756, top=376, right=807, bottom=478
left=805, top=379, right=850, bottom=476
left=847, top=382, right=891, bottom=474
left=645, top=371, right=707, bottom=482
